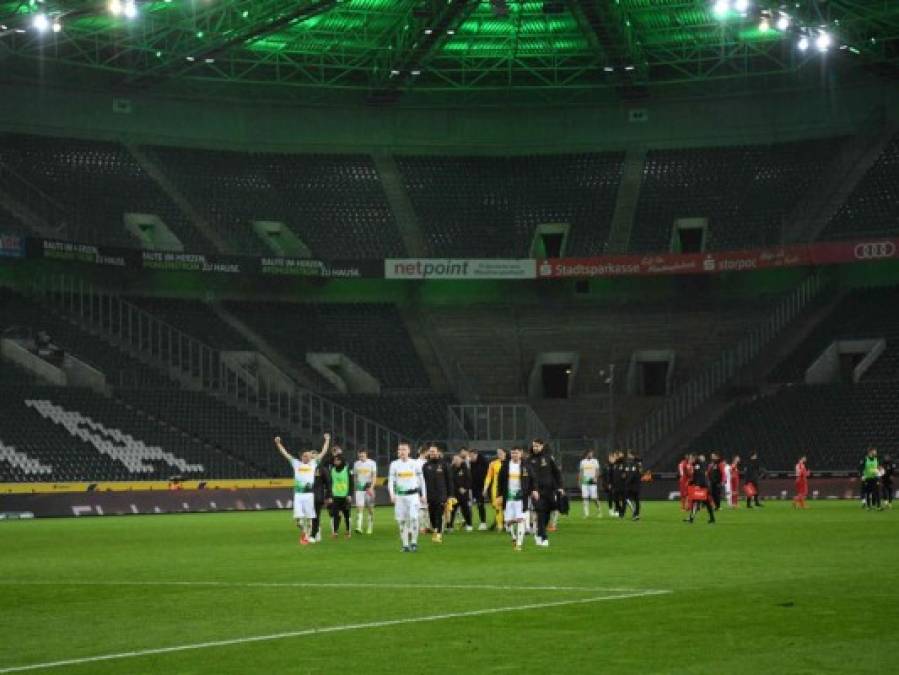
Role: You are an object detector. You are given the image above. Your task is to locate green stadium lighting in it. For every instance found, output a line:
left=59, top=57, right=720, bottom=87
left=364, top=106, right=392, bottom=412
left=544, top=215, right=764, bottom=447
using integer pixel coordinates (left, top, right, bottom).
left=712, top=0, right=729, bottom=20
left=32, top=13, right=49, bottom=32
left=758, top=16, right=770, bottom=32
left=815, top=30, right=831, bottom=52
left=776, top=13, right=790, bottom=31
left=734, top=0, right=748, bottom=15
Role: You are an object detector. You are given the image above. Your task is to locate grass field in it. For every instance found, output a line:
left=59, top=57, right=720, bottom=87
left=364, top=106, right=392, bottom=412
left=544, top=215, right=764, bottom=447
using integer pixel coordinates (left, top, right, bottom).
left=1, top=501, right=896, bottom=674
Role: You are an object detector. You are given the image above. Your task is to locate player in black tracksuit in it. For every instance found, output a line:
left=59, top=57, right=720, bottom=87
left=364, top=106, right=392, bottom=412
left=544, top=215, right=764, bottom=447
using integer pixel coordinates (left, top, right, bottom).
left=603, top=454, right=615, bottom=516
left=448, top=454, right=473, bottom=529
left=625, top=452, right=643, bottom=520
left=422, top=446, right=453, bottom=538
left=882, top=455, right=895, bottom=507
left=526, top=439, right=563, bottom=544
left=744, top=453, right=764, bottom=508
left=468, top=449, right=490, bottom=528
left=611, top=453, right=628, bottom=518
left=708, top=453, right=723, bottom=511
left=311, top=460, right=332, bottom=540
left=687, top=454, right=715, bottom=524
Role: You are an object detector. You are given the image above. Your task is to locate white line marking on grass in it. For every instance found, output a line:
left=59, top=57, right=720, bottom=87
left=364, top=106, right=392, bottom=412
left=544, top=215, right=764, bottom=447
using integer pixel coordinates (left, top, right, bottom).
left=0, top=589, right=669, bottom=673
left=1, top=580, right=655, bottom=593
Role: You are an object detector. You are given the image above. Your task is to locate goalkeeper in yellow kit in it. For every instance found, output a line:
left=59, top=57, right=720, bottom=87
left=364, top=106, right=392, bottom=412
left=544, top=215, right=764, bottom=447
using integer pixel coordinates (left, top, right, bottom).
left=482, top=448, right=507, bottom=531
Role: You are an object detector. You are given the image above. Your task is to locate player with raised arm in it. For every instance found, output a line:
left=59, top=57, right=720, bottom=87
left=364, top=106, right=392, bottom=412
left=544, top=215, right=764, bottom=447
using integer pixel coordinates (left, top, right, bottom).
left=352, top=449, right=377, bottom=534
left=275, top=433, right=331, bottom=545
left=579, top=449, right=602, bottom=518
left=388, top=442, right=427, bottom=552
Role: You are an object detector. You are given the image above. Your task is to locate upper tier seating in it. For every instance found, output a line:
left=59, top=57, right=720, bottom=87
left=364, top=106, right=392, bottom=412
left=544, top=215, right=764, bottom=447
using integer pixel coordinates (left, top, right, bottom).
left=820, top=133, right=899, bottom=240
left=395, top=153, right=625, bottom=257
left=0, top=134, right=204, bottom=250
left=630, top=138, right=845, bottom=253
left=148, top=145, right=404, bottom=259
left=129, top=297, right=251, bottom=351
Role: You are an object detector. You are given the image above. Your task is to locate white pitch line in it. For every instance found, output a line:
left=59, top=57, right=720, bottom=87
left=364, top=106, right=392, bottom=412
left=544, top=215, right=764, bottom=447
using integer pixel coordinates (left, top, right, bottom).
left=0, top=580, right=655, bottom=593
left=0, top=589, right=670, bottom=674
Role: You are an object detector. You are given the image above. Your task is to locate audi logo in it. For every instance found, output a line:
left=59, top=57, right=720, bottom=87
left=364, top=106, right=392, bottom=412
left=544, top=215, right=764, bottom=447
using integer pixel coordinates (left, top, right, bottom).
left=854, top=241, right=896, bottom=260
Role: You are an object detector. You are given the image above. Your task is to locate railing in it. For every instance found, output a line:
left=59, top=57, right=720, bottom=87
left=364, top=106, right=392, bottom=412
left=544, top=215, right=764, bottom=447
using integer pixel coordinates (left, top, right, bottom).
left=33, top=274, right=410, bottom=468
left=622, top=272, right=828, bottom=464
left=447, top=404, right=552, bottom=447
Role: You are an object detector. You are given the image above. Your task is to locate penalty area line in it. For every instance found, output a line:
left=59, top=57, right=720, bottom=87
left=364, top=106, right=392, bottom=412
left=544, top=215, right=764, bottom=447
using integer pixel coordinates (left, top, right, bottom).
left=0, top=589, right=670, bottom=673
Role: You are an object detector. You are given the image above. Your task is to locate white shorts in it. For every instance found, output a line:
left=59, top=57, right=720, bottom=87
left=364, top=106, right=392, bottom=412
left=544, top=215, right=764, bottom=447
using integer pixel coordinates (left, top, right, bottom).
left=504, top=499, right=525, bottom=522
left=354, top=490, right=374, bottom=508
left=394, top=494, right=421, bottom=522
left=581, top=485, right=598, bottom=500
left=293, top=493, right=315, bottom=519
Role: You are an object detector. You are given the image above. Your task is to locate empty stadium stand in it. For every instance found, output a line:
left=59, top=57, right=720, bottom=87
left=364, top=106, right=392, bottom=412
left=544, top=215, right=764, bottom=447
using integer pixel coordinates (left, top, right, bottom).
left=0, top=133, right=205, bottom=250
left=330, top=393, right=454, bottom=441
left=395, top=153, right=625, bottom=257
left=770, top=286, right=899, bottom=383
left=630, top=138, right=846, bottom=253
left=0, top=203, right=26, bottom=235
left=147, top=145, right=405, bottom=259
left=221, top=301, right=430, bottom=390
left=129, top=297, right=252, bottom=351
left=690, top=382, right=899, bottom=470
left=820, top=133, right=899, bottom=240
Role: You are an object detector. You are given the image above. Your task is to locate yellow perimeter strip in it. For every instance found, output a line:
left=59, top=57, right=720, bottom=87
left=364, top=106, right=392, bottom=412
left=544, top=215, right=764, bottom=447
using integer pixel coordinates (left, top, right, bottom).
left=0, top=477, right=387, bottom=494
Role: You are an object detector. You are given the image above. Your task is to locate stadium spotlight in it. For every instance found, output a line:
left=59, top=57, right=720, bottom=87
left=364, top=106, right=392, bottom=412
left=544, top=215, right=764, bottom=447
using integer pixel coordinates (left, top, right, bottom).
left=816, top=30, right=831, bottom=52
left=52, top=18, right=61, bottom=32
left=32, top=13, right=49, bottom=32
left=123, top=1, right=138, bottom=19
left=734, top=0, right=748, bottom=15
left=603, top=65, right=614, bottom=72
left=776, top=13, right=790, bottom=30
left=797, top=35, right=809, bottom=51
left=758, top=16, right=770, bottom=32
left=108, top=0, right=122, bottom=16
left=712, top=0, right=728, bottom=19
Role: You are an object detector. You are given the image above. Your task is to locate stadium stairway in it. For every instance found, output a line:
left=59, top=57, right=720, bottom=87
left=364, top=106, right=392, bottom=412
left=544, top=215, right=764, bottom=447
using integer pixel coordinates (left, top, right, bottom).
left=372, top=154, right=427, bottom=256
left=605, top=146, right=647, bottom=255
left=124, top=143, right=230, bottom=254
left=0, top=162, right=65, bottom=237
left=786, top=123, right=899, bottom=244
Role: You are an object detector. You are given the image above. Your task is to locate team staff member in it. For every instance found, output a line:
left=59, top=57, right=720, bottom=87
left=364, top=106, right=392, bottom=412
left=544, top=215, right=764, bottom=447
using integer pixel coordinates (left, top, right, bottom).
left=881, top=454, right=894, bottom=508
left=311, top=451, right=333, bottom=542
left=328, top=453, right=354, bottom=537
left=448, top=453, right=474, bottom=531
left=482, top=448, right=507, bottom=531
left=744, top=452, right=764, bottom=508
left=526, top=438, right=563, bottom=547
left=625, top=451, right=643, bottom=521
left=611, top=451, right=628, bottom=518
left=468, top=449, right=490, bottom=530
left=422, top=444, right=453, bottom=542
left=686, top=453, right=715, bottom=524
left=498, top=446, right=531, bottom=550
left=708, top=452, right=723, bottom=511
left=603, top=453, right=616, bottom=517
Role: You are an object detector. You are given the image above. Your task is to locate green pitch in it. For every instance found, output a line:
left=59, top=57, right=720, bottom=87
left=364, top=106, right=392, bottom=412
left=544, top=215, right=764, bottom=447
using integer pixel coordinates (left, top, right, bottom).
left=0, top=501, right=896, bottom=674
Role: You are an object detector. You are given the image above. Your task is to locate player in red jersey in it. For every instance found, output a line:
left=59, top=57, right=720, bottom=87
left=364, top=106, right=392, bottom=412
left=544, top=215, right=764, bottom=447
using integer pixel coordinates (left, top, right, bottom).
left=729, top=455, right=741, bottom=508
left=793, top=455, right=810, bottom=508
left=677, top=453, right=691, bottom=511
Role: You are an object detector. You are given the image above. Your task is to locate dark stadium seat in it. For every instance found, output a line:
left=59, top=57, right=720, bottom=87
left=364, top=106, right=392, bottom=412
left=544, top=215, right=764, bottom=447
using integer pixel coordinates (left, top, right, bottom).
left=630, top=138, right=846, bottom=253
left=395, top=153, right=625, bottom=257
left=691, top=382, right=899, bottom=470
left=128, top=297, right=252, bottom=351
left=147, top=145, right=405, bottom=259
left=820, top=133, right=899, bottom=240
left=0, top=133, right=205, bottom=250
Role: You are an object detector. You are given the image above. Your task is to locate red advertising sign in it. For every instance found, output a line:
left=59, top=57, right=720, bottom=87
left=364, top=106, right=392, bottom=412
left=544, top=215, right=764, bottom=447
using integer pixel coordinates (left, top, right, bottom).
left=536, top=237, right=899, bottom=278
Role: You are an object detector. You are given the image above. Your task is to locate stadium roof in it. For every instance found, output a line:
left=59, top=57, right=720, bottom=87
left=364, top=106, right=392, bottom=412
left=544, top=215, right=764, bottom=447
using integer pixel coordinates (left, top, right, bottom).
left=0, top=0, right=897, bottom=106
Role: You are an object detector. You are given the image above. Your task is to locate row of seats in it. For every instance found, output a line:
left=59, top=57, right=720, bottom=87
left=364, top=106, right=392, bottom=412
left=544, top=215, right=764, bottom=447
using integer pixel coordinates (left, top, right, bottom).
left=822, top=133, right=899, bottom=240
left=128, top=297, right=252, bottom=351
left=0, top=133, right=205, bottom=250
left=630, top=138, right=847, bottom=253
left=222, top=301, right=430, bottom=390
left=396, top=153, right=624, bottom=257
left=770, top=286, right=899, bottom=383
left=330, top=393, right=454, bottom=440
left=690, top=382, right=899, bottom=470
